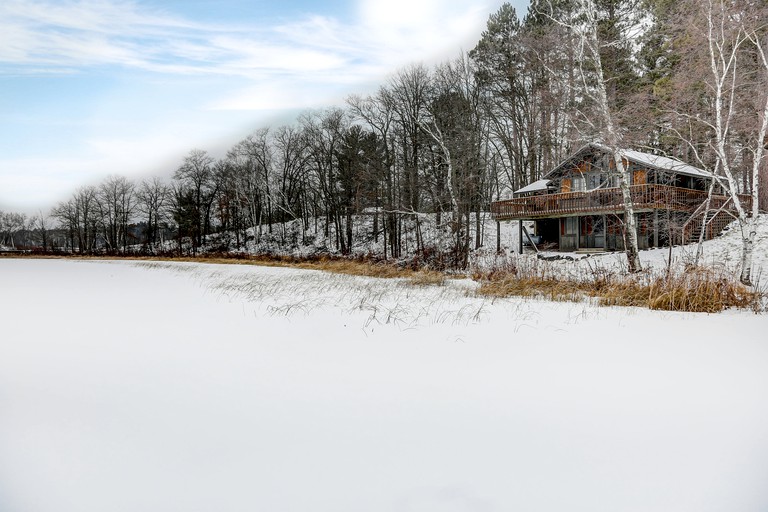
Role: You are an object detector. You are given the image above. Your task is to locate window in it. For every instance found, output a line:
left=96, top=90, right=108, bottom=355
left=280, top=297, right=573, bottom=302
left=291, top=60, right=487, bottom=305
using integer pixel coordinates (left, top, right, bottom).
left=587, top=173, right=602, bottom=190
left=561, top=216, right=578, bottom=235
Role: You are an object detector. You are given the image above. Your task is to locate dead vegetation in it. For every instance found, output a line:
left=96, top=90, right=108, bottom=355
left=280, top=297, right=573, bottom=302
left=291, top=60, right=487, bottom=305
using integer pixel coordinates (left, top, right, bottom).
left=408, top=270, right=447, bottom=287
left=15, top=252, right=417, bottom=278
left=475, top=263, right=762, bottom=313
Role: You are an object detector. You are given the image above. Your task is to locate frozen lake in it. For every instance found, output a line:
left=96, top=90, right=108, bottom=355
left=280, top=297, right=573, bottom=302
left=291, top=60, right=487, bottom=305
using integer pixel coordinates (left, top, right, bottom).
left=1, top=258, right=767, bottom=512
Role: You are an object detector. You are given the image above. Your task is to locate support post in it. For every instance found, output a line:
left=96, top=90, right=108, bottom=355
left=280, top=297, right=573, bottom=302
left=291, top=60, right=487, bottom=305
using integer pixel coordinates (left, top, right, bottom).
left=518, top=220, right=523, bottom=254
left=496, top=221, right=501, bottom=253
left=521, top=225, right=540, bottom=253
left=602, top=215, right=607, bottom=249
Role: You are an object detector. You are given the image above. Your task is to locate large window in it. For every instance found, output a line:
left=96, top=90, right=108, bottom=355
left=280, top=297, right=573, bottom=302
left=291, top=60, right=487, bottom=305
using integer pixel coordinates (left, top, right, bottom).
left=572, top=174, right=585, bottom=192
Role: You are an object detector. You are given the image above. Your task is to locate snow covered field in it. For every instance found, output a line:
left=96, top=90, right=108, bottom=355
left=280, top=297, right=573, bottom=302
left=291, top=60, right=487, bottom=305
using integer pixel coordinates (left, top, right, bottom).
left=2, top=258, right=768, bottom=512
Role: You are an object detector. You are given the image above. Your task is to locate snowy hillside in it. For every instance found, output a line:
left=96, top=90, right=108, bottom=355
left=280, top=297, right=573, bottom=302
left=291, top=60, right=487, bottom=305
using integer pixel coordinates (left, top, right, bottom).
left=1, top=258, right=767, bottom=512
left=176, top=213, right=768, bottom=290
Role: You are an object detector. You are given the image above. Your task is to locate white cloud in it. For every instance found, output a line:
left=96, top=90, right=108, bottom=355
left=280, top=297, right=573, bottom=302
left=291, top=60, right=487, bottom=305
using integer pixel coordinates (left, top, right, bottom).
left=0, top=0, right=507, bottom=109
left=354, top=0, right=496, bottom=55
left=208, top=0, right=504, bottom=109
left=0, top=0, right=515, bottom=210
left=207, top=79, right=341, bottom=112
left=0, top=0, right=502, bottom=78
left=359, top=0, right=442, bottom=30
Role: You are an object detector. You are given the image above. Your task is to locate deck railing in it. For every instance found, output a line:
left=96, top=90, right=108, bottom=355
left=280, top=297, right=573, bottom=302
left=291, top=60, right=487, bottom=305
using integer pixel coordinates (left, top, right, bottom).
left=490, top=185, right=752, bottom=220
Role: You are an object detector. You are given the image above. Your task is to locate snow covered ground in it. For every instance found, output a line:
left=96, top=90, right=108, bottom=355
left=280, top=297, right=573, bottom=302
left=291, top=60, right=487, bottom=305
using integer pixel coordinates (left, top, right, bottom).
left=1, top=258, right=768, bottom=512
left=487, top=214, right=768, bottom=283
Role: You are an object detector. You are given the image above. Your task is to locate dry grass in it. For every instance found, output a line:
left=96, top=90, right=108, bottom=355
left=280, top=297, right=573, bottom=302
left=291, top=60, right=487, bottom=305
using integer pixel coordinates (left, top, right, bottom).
left=293, top=258, right=409, bottom=279
left=11, top=252, right=416, bottom=279
left=598, top=268, right=758, bottom=312
left=408, top=270, right=447, bottom=287
left=476, top=263, right=761, bottom=313
left=478, top=276, right=586, bottom=302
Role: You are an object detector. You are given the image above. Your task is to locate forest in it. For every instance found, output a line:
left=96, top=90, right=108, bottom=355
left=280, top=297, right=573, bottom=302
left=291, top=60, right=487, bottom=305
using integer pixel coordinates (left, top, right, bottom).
left=2, top=0, right=767, bottom=279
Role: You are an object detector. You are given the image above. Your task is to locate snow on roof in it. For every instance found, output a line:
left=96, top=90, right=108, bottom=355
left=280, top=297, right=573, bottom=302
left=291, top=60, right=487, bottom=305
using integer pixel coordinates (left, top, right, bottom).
left=514, top=179, right=552, bottom=195
left=621, top=149, right=709, bottom=178
left=593, top=143, right=710, bottom=178
left=542, top=143, right=711, bottom=180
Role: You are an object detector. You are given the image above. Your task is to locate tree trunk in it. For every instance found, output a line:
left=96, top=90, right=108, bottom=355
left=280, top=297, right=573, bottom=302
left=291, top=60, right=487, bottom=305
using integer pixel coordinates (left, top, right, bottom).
left=579, top=0, right=641, bottom=272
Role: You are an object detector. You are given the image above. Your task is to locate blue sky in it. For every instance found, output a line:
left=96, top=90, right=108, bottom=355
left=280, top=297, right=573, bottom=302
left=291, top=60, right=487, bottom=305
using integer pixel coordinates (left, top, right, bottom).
left=0, top=0, right=526, bottom=213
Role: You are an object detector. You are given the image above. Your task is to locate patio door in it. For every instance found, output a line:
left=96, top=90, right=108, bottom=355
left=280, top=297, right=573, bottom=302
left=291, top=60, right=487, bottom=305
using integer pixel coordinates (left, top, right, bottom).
left=580, top=215, right=605, bottom=248
left=560, top=217, right=578, bottom=251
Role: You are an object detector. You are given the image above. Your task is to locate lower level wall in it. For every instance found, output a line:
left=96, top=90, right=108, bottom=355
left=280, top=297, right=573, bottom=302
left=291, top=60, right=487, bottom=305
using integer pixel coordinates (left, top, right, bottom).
left=530, top=208, right=735, bottom=252
left=551, top=212, right=658, bottom=252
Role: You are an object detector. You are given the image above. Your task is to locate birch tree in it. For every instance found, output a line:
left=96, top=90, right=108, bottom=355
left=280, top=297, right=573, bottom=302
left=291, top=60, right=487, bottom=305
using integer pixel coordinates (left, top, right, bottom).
left=738, top=11, right=768, bottom=285
left=421, top=54, right=488, bottom=267
left=677, top=0, right=767, bottom=284
left=545, top=0, right=642, bottom=272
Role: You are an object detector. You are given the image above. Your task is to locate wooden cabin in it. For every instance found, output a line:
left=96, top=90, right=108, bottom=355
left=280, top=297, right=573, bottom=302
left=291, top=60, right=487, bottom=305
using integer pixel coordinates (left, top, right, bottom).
left=491, top=143, right=751, bottom=252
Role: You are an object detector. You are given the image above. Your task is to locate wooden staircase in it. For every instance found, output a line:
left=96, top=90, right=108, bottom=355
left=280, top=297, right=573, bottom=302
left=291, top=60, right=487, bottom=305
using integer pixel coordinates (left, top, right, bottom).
left=682, top=197, right=738, bottom=244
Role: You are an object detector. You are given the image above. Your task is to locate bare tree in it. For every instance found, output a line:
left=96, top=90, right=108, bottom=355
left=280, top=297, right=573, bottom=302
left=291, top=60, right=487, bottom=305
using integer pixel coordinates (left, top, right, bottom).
left=389, top=64, right=431, bottom=214
left=542, top=0, right=642, bottom=272
left=0, top=211, right=27, bottom=249
left=675, top=0, right=767, bottom=284
left=51, top=199, right=78, bottom=252
left=173, top=149, right=217, bottom=251
left=739, top=15, right=768, bottom=284
left=31, top=210, right=50, bottom=251
left=300, top=108, right=349, bottom=252
left=347, top=89, right=398, bottom=258
left=272, top=125, right=311, bottom=235
left=97, top=175, right=135, bottom=253
left=136, top=177, right=171, bottom=250
left=471, top=2, right=577, bottom=193
left=227, top=129, right=275, bottom=244
left=419, top=55, right=489, bottom=267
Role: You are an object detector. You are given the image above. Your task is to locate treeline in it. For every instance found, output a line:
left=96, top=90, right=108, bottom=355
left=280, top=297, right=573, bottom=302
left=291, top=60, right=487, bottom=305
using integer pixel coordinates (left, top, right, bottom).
left=9, top=0, right=766, bottom=268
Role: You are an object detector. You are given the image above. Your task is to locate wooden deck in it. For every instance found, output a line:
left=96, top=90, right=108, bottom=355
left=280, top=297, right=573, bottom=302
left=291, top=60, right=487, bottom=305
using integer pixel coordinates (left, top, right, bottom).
left=491, top=185, right=751, bottom=221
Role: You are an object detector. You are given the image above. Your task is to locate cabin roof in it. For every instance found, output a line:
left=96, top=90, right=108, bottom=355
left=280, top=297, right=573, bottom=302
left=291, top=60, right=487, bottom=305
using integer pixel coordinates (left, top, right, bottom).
left=514, top=178, right=552, bottom=195
left=543, top=143, right=710, bottom=180
left=616, top=147, right=710, bottom=179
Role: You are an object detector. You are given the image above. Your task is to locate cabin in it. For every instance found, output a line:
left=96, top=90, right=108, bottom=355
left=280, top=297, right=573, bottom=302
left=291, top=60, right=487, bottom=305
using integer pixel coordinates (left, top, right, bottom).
left=491, top=143, right=751, bottom=252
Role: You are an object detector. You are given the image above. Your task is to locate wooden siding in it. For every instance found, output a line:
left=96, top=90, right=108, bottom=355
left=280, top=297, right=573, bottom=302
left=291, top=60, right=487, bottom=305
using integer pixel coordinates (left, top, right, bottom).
left=491, top=185, right=752, bottom=221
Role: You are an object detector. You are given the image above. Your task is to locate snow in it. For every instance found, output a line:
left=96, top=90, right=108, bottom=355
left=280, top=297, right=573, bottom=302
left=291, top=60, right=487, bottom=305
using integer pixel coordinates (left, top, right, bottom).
left=592, top=142, right=711, bottom=179
left=1, top=258, right=768, bottom=512
left=514, top=179, right=552, bottom=195
left=619, top=148, right=710, bottom=178
left=542, top=143, right=711, bottom=180
left=526, top=214, right=768, bottom=279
